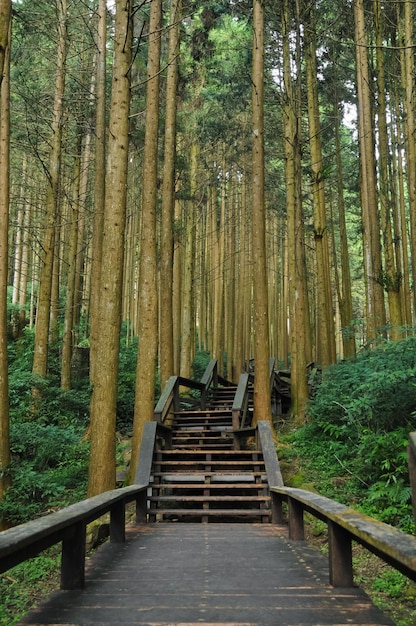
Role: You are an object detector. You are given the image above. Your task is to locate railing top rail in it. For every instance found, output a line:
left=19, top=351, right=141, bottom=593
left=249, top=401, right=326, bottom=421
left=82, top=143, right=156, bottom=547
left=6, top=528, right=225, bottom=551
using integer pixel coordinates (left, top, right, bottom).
left=154, top=375, right=206, bottom=422
left=0, top=484, right=146, bottom=568
left=271, top=486, right=416, bottom=577
left=200, top=359, right=218, bottom=388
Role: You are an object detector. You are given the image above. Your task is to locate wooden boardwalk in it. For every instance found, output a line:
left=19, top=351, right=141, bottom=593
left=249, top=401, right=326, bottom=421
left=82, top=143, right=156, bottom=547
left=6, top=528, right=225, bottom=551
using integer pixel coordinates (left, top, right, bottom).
left=20, top=523, right=394, bottom=625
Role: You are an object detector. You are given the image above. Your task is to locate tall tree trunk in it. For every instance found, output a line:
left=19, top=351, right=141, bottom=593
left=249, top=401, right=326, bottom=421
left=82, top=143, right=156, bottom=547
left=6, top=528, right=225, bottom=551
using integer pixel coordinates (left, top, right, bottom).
left=159, top=0, right=181, bottom=387
left=332, top=79, right=356, bottom=358
left=32, top=0, right=68, bottom=378
left=304, top=0, right=336, bottom=367
left=0, top=2, right=11, bottom=503
left=354, top=0, right=386, bottom=341
left=252, top=0, right=272, bottom=427
left=88, top=0, right=132, bottom=496
left=90, top=0, right=107, bottom=387
left=129, top=0, right=162, bottom=481
left=282, top=0, right=310, bottom=421
left=401, top=0, right=416, bottom=319
left=180, top=142, right=198, bottom=378
left=373, top=0, right=402, bottom=339
left=61, top=137, right=82, bottom=389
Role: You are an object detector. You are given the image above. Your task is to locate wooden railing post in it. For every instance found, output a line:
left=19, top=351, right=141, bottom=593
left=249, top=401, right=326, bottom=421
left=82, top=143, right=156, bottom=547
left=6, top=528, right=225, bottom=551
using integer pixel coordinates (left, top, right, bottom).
left=110, top=500, right=126, bottom=543
left=271, top=492, right=284, bottom=524
left=136, top=490, right=147, bottom=523
left=173, top=379, right=180, bottom=411
left=408, top=433, right=416, bottom=526
left=61, top=521, right=86, bottom=590
left=288, top=497, right=304, bottom=540
left=328, top=521, right=353, bottom=587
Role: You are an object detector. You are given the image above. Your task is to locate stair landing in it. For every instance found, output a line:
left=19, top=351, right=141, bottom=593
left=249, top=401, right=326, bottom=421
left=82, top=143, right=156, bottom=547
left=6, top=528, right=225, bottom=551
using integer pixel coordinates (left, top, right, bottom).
left=20, top=523, right=394, bottom=625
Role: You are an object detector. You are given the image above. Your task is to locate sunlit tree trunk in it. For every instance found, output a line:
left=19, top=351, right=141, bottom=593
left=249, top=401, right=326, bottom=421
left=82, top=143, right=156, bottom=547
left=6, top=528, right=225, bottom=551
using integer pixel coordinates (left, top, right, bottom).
left=373, top=0, right=402, bottom=339
left=90, top=0, right=107, bottom=387
left=180, top=143, right=198, bottom=378
left=354, top=0, right=386, bottom=341
left=252, top=0, right=272, bottom=427
left=332, top=81, right=355, bottom=358
left=0, top=3, right=11, bottom=503
left=213, top=157, right=225, bottom=371
left=282, top=0, right=309, bottom=422
left=88, top=0, right=132, bottom=496
left=160, top=0, right=181, bottom=387
left=61, top=137, right=82, bottom=389
left=304, top=0, right=336, bottom=366
left=32, top=0, right=68, bottom=378
left=129, top=0, right=162, bottom=481
left=401, top=0, right=416, bottom=319
left=392, top=107, right=412, bottom=328
left=172, top=194, right=182, bottom=373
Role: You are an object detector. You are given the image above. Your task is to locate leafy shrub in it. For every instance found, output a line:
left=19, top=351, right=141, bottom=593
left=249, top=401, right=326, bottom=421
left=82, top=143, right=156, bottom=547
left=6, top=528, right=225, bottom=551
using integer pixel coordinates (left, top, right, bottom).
left=309, top=337, right=416, bottom=437
left=0, top=422, right=89, bottom=525
left=192, top=350, right=211, bottom=380
left=291, top=338, right=416, bottom=529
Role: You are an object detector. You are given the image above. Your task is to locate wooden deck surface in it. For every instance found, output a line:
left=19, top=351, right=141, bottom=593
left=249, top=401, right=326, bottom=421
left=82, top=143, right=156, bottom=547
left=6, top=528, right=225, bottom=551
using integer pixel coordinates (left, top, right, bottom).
left=19, top=523, right=394, bottom=625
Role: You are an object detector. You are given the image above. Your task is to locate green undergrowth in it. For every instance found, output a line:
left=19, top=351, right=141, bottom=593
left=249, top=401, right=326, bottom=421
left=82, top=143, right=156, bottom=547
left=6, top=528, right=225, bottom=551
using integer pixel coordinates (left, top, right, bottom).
left=0, top=547, right=61, bottom=626
left=276, top=336, right=416, bottom=625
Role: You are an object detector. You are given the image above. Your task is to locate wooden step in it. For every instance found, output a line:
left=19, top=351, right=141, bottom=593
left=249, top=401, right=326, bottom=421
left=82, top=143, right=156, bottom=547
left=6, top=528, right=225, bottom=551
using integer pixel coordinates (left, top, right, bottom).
left=151, top=483, right=266, bottom=490
left=148, top=495, right=269, bottom=502
left=148, top=508, right=271, bottom=518
left=158, top=449, right=263, bottom=458
left=152, top=473, right=267, bottom=482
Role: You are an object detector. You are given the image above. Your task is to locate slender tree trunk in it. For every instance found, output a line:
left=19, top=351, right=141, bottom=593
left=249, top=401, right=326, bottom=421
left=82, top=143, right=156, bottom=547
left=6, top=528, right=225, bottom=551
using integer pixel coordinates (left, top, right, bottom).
left=160, top=0, right=181, bottom=387
left=282, top=0, right=309, bottom=421
left=180, top=142, right=198, bottom=378
left=88, top=0, right=132, bottom=496
left=90, top=0, right=107, bottom=387
left=129, top=0, right=162, bottom=481
left=401, top=0, right=416, bottom=319
left=61, top=138, right=82, bottom=389
left=354, top=0, right=386, bottom=341
left=173, top=194, right=182, bottom=373
left=252, top=0, right=272, bottom=427
left=304, top=0, right=336, bottom=367
left=333, top=82, right=356, bottom=358
left=0, top=3, right=11, bottom=502
left=32, top=0, right=68, bottom=378
left=373, top=0, right=402, bottom=339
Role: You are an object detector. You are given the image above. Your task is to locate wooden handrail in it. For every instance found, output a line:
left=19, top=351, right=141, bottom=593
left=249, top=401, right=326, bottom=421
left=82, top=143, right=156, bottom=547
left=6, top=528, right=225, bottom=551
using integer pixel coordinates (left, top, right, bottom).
left=200, top=358, right=218, bottom=390
left=154, top=375, right=205, bottom=423
left=271, top=486, right=416, bottom=587
left=0, top=483, right=147, bottom=590
left=232, top=372, right=251, bottom=432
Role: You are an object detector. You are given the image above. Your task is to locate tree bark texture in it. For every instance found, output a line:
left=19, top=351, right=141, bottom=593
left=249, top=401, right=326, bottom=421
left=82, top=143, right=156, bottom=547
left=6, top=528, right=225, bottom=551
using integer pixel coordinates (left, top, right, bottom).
left=88, top=0, right=132, bottom=496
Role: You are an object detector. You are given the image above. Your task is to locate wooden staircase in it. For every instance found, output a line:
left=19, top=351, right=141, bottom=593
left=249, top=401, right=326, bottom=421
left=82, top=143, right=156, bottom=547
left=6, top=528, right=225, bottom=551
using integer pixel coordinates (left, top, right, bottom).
left=147, top=385, right=272, bottom=522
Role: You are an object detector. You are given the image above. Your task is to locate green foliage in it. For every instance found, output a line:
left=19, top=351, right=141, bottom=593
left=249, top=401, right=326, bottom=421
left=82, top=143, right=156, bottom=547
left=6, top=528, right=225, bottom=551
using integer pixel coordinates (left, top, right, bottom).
left=192, top=350, right=212, bottom=380
left=116, top=338, right=138, bottom=433
left=309, top=337, right=416, bottom=436
left=290, top=337, right=416, bottom=529
left=0, top=422, right=89, bottom=525
left=0, top=548, right=60, bottom=626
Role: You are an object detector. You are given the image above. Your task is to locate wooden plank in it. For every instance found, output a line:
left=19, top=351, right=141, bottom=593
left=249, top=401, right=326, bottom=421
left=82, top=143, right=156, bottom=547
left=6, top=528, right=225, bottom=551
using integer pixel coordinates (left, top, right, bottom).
left=19, top=524, right=394, bottom=625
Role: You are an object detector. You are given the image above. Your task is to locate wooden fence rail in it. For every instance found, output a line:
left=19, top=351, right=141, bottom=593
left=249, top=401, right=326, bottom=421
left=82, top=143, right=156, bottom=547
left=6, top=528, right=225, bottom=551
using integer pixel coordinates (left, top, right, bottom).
left=0, top=484, right=147, bottom=590
left=271, top=486, right=416, bottom=587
